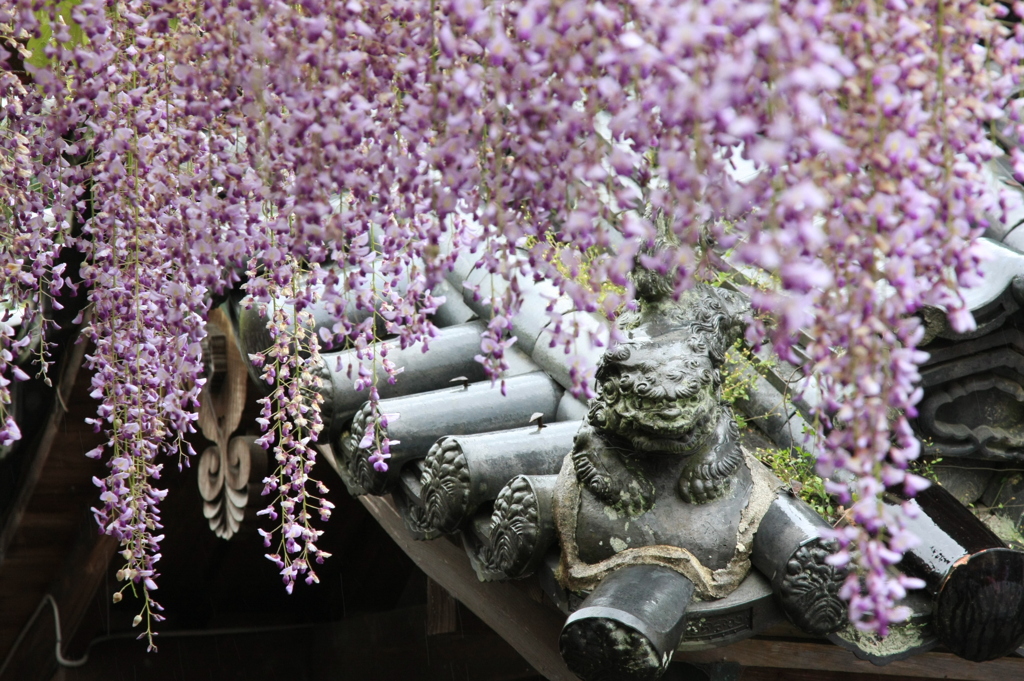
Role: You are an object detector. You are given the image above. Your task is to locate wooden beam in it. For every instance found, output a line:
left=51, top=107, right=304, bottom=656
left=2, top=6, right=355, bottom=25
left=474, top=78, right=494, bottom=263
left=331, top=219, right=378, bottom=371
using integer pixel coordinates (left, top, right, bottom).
left=47, top=514, right=118, bottom=650
left=678, top=638, right=1024, bottom=680
left=426, top=577, right=458, bottom=636
left=0, top=328, right=89, bottom=564
left=358, top=494, right=579, bottom=681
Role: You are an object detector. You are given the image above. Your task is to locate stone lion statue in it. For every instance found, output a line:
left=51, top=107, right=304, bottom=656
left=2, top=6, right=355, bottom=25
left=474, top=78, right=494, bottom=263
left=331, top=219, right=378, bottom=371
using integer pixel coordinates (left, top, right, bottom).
left=555, top=283, right=781, bottom=593
left=553, top=280, right=845, bottom=680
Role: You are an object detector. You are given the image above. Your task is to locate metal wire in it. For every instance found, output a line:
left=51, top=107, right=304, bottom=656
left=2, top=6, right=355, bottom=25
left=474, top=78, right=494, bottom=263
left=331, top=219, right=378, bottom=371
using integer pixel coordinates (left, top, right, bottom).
left=0, top=593, right=317, bottom=678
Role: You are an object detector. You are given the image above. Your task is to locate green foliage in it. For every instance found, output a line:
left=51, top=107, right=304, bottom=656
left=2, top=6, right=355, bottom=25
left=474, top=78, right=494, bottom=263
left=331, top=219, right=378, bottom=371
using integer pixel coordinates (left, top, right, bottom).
left=708, top=260, right=779, bottom=431
left=710, top=267, right=840, bottom=521
left=909, top=454, right=942, bottom=483
left=720, top=338, right=782, bottom=431
left=721, top=343, right=755, bottom=429
left=25, top=1, right=85, bottom=69
left=524, top=233, right=626, bottom=306
left=757, top=445, right=839, bottom=523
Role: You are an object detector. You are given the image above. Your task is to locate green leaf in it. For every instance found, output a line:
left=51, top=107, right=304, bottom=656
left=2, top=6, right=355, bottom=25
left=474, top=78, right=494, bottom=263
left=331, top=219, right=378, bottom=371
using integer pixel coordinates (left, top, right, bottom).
left=25, top=0, right=85, bottom=70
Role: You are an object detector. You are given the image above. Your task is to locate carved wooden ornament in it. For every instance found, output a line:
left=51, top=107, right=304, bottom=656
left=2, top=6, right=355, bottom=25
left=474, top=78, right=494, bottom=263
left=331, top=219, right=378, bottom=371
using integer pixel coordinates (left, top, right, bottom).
left=197, top=308, right=263, bottom=539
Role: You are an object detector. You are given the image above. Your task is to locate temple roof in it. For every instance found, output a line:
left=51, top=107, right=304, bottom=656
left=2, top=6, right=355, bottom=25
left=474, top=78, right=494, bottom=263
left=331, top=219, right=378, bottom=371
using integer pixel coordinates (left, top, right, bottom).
left=223, top=181, right=1024, bottom=676
left=6, top=161, right=1024, bottom=680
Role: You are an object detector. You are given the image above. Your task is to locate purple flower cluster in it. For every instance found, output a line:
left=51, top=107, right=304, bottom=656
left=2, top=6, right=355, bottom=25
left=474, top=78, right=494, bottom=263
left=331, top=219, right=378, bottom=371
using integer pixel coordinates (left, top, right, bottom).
left=248, top=263, right=333, bottom=594
left=3, top=0, right=1024, bottom=638
left=741, top=0, right=1020, bottom=634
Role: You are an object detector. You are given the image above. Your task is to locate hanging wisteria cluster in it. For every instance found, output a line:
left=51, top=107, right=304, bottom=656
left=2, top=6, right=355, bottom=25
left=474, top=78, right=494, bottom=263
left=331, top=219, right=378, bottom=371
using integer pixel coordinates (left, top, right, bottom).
left=3, top=0, right=1023, bottom=642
